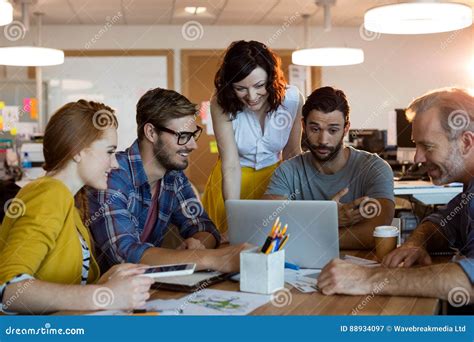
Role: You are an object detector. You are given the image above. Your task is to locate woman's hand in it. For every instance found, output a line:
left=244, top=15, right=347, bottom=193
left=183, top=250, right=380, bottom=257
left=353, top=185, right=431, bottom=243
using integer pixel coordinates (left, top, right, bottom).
left=94, top=263, right=154, bottom=310
left=97, top=263, right=147, bottom=284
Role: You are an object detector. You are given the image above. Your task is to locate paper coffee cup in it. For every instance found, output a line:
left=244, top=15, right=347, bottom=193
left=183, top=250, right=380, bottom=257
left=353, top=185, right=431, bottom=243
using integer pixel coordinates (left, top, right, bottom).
left=373, top=226, right=399, bottom=262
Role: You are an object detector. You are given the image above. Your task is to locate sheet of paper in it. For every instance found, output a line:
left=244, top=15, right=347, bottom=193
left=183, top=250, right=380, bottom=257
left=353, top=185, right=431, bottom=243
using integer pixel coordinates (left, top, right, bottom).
left=88, top=289, right=271, bottom=316
left=87, top=299, right=191, bottom=316
left=343, top=255, right=381, bottom=268
left=291, top=281, right=318, bottom=293
left=284, top=268, right=320, bottom=293
left=2, top=106, right=19, bottom=132
left=87, top=310, right=126, bottom=316
left=284, top=268, right=320, bottom=282
left=146, top=298, right=218, bottom=316
left=155, top=289, right=272, bottom=316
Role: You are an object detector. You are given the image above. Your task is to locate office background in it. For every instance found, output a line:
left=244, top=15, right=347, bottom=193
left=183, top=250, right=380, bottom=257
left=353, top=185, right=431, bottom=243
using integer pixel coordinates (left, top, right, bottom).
left=0, top=0, right=472, bottom=130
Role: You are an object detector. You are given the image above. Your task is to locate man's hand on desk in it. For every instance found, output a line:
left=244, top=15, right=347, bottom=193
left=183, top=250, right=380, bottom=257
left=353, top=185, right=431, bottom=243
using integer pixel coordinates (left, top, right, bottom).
left=382, top=243, right=432, bottom=268
left=206, top=243, right=253, bottom=273
left=331, top=188, right=368, bottom=227
left=318, top=259, right=375, bottom=295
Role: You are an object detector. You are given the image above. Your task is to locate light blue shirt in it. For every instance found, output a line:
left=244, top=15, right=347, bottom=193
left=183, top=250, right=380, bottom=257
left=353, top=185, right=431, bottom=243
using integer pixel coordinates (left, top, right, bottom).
left=232, top=85, right=300, bottom=170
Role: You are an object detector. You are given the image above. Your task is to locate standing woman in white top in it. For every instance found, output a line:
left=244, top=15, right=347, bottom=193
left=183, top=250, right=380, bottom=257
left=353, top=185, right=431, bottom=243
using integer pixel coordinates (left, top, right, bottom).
left=202, top=40, right=303, bottom=234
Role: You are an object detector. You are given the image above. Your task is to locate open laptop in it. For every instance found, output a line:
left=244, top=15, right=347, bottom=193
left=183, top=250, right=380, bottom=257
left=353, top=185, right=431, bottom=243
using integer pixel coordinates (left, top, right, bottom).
left=226, top=200, right=339, bottom=269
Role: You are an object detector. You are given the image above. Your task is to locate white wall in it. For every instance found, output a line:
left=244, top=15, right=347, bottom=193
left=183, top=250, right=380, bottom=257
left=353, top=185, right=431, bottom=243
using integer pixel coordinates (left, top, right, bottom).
left=1, top=24, right=472, bottom=130
left=42, top=56, right=168, bottom=150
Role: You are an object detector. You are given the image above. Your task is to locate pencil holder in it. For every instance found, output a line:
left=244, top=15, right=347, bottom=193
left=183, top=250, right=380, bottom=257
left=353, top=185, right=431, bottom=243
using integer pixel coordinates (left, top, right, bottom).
left=240, top=247, right=285, bottom=295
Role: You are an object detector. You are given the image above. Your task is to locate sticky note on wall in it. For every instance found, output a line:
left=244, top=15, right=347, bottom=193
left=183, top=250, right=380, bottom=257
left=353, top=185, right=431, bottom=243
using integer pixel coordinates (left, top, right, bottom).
left=23, top=98, right=31, bottom=113
left=23, top=98, right=38, bottom=119
left=210, top=140, right=218, bottom=154
left=0, top=101, right=4, bottom=109
left=30, top=98, right=38, bottom=119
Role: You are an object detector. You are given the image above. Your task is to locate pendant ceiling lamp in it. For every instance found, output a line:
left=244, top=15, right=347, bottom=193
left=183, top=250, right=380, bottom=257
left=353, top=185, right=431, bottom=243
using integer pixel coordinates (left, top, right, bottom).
left=292, top=0, right=364, bottom=67
left=364, top=1, right=472, bottom=35
left=0, top=0, right=13, bottom=26
left=0, top=46, right=64, bottom=66
left=0, top=1, right=64, bottom=66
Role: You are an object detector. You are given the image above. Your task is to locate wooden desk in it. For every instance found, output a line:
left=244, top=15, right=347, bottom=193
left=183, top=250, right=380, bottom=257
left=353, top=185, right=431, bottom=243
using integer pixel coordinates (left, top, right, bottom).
left=54, top=250, right=441, bottom=316
left=149, top=281, right=439, bottom=315
left=148, top=249, right=439, bottom=315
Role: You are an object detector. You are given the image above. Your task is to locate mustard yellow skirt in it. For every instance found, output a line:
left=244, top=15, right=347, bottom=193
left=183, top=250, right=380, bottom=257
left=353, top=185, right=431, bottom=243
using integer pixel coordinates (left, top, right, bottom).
left=202, top=159, right=279, bottom=233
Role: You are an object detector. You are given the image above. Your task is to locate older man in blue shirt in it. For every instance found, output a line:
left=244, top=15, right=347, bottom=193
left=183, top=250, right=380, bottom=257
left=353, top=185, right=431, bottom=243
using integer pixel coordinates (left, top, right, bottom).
left=87, top=88, right=246, bottom=273
left=319, top=87, right=473, bottom=307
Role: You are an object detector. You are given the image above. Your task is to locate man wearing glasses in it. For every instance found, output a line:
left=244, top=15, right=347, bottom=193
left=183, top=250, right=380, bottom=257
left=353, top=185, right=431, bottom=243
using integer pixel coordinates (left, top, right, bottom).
left=87, top=88, right=247, bottom=273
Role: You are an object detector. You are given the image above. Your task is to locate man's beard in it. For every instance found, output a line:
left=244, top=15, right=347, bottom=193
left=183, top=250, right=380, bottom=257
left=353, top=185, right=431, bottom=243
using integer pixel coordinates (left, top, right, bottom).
left=307, top=136, right=345, bottom=162
left=153, top=138, right=190, bottom=171
left=427, top=143, right=465, bottom=185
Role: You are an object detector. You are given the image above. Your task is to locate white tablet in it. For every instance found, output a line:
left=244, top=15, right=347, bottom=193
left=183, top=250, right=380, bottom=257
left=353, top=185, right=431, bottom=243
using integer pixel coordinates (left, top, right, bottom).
left=142, top=263, right=196, bottom=279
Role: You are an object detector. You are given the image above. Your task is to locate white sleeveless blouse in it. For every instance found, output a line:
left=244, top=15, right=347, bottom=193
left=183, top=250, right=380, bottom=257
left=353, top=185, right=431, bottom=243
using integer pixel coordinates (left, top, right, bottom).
left=231, top=85, right=300, bottom=170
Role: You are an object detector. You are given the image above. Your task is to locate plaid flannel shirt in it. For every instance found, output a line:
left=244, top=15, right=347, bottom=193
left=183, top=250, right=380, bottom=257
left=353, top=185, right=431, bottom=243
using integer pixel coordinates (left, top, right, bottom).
left=87, top=140, right=220, bottom=271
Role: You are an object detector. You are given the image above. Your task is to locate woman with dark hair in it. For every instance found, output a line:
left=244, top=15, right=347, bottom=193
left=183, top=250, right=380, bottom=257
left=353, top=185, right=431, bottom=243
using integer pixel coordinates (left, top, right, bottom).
left=202, top=40, right=303, bottom=233
left=0, top=100, right=153, bottom=314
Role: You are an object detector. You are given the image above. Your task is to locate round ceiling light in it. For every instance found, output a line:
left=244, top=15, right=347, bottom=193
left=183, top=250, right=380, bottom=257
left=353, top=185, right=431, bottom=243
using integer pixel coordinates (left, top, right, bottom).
left=364, top=2, right=472, bottom=35
left=0, top=46, right=65, bottom=66
left=0, top=1, right=13, bottom=26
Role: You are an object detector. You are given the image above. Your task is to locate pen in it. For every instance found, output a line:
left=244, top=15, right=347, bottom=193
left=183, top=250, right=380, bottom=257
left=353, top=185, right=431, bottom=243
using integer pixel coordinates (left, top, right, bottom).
left=132, top=309, right=147, bottom=314
left=273, top=237, right=280, bottom=252
left=131, top=311, right=160, bottom=316
left=284, top=262, right=300, bottom=270
left=132, top=308, right=183, bottom=315
left=157, top=308, right=183, bottom=314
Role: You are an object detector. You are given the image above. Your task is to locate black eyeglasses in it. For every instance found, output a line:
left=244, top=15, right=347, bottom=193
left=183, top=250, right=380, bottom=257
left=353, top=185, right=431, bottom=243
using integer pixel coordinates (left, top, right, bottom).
left=154, top=125, right=203, bottom=145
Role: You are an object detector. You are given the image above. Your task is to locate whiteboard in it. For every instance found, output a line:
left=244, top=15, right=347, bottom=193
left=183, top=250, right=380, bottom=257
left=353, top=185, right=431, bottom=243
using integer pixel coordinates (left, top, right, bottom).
left=42, top=56, right=168, bottom=150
